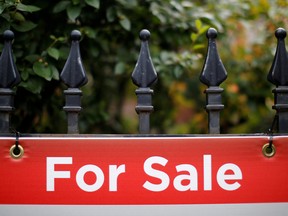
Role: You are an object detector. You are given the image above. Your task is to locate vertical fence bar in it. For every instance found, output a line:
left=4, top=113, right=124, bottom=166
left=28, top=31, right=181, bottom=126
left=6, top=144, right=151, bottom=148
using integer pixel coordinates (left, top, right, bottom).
left=132, top=29, right=157, bottom=134
left=60, top=30, right=88, bottom=134
left=267, top=28, right=288, bottom=133
left=0, top=30, right=20, bottom=133
left=200, top=28, right=227, bottom=134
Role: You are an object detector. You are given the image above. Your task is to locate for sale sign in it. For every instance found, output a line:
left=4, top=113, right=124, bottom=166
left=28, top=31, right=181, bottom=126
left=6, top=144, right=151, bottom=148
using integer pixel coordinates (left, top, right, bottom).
left=0, top=136, right=288, bottom=216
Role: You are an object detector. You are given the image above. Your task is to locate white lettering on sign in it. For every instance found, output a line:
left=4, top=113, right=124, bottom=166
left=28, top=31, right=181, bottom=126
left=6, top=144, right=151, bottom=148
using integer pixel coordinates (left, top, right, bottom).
left=46, top=157, right=125, bottom=192
left=143, top=156, right=170, bottom=192
left=203, top=155, right=212, bottom=190
left=143, top=155, right=242, bottom=192
left=46, top=155, right=242, bottom=192
left=47, top=157, right=72, bottom=191
left=76, top=164, right=104, bottom=192
left=217, top=163, right=242, bottom=191
left=109, top=165, right=126, bottom=191
left=173, top=164, right=198, bottom=191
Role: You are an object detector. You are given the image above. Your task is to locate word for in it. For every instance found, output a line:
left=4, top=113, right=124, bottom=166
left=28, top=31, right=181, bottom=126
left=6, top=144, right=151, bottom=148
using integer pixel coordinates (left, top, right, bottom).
left=46, top=155, right=242, bottom=192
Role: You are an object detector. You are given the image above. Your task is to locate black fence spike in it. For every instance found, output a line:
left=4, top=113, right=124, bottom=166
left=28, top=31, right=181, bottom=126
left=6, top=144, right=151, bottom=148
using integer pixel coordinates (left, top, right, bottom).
left=200, top=28, right=227, bottom=86
left=61, top=30, right=87, bottom=134
left=268, top=28, right=288, bottom=133
left=0, top=30, right=20, bottom=133
left=132, top=29, right=157, bottom=88
left=132, top=29, right=157, bottom=134
left=200, top=28, right=227, bottom=134
left=267, top=28, right=288, bottom=86
left=0, top=30, right=20, bottom=88
left=60, top=30, right=87, bottom=88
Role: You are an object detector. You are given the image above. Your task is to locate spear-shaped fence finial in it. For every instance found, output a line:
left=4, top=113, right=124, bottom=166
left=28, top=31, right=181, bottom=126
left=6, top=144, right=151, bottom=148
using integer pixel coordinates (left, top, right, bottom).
left=60, top=30, right=87, bottom=134
left=132, top=29, right=157, bottom=134
left=60, top=30, right=87, bottom=88
left=0, top=30, right=20, bottom=133
left=267, top=27, right=288, bottom=133
left=200, top=28, right=227, bottom=134
left=0, top=30, right=21, bottom=88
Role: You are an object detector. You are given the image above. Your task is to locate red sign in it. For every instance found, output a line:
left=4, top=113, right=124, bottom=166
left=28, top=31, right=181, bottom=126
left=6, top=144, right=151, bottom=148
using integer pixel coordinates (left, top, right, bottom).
left=0, top=136, right=288, bottom=206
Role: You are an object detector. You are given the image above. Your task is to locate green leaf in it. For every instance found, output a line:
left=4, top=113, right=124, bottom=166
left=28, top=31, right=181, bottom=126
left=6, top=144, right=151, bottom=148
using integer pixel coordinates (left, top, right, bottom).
left=49, top=64, right=59, bottom=80
left=192, top=44, right=205, bottom=50
left=85, top=0, right=100, bottom=9
left=82, top=26, right=97, bottom=39
left=4, top=0, right=16, bottom=6
left=33, top=61, right=52, bottom=81
left=24, top=55, right=40, bottom=63
left=11, top=20, right=37, bottom=32
left=0, top=4, right=8, bottom=14
left=16, top=3, right=41, bottom=13
left=106, top=7, right=116, bottom=22
left=1, top=13, right=11, bottom=22
left=119, top=18, right=131, bottom=31
left=114, top=62, right=125, bottom=75
left=116, top=0, right=137, bottom=7
left=72, top=0, right=80, bottom=5
left=53, top=1, right=71, bottom=13
left=198, top=25, right=210, bottom=35
left=21, top=68, right=30, bottom=81
left=11, top=12, right=25, bottom=22
left=19, top=78, right=42, bottom=94
left=191, top=33, right=198, bottom=42
left=57, top=37, right=66, bottom=42
left=47, top=47, right=60, bottom=60
left=67, top=4, right=81, bottom=21
left=58, top=47, right=70, bottom=60
left=195, top=19, right=202, bottom=30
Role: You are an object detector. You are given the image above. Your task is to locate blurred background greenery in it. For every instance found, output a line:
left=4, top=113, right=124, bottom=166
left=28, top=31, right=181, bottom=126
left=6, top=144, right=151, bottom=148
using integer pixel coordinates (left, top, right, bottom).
left=0, top=0, right=287, bottom=134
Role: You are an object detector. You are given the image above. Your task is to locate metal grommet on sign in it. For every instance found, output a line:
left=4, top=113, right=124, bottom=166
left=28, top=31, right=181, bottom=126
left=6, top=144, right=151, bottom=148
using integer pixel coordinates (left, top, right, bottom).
left=10, top=144, right=24, bottom=159
left=9, top=129, right=24, bottom=159
left=262, top=143, right=276, bottom=158
left=263, top=114, right=277, bottom=158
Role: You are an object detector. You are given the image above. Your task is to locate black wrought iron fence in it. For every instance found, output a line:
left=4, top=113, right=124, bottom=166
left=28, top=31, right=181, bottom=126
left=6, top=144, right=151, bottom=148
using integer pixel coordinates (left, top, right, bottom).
left=0, top=27, right=287, bottom=134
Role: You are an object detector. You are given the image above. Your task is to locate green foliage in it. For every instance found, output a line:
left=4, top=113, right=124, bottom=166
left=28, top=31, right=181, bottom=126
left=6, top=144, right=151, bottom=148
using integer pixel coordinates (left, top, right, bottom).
left=0, top=0, right=287, bottom=134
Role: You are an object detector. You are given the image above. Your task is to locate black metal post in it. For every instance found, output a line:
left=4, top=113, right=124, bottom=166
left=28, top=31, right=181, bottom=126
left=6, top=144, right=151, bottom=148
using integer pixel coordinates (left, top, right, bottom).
left=267, top=28, right=288, bottom=133
left=200, top=28, right=227, bottom=134
left=60, top=30, right=87, bottom=134
left=132, top=29, right=157, bottom=134
left=0, top=30, right=20, bottom=133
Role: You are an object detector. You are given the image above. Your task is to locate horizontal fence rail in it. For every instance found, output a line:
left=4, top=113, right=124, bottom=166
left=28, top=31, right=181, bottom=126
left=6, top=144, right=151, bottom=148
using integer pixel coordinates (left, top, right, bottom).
left=0, top=27, right=287, bottom=134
